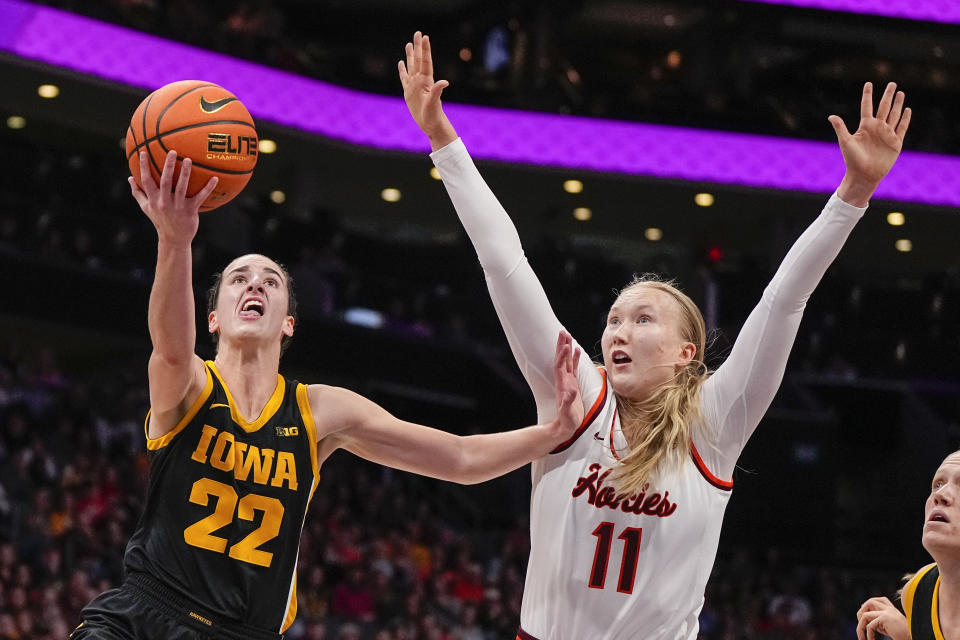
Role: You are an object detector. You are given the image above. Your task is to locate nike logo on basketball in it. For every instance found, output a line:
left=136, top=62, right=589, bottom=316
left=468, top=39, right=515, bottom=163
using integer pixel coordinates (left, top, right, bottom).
left=200, top=96, right=237, bottom=113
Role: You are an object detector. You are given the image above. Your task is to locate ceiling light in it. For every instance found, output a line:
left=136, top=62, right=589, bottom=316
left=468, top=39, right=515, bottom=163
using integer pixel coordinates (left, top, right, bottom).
left=563, top=179, right=583, bottom=194
left=258, top=139, right=277, bottom=154
left=430, top=167, right=441, bottom=181
left=895, top=239, right=912, bottom=252
left=6, top=116, right=26, bottom=129
left=573, top=207, right=592, bottom=221
left=269, top=190, right=286, bottom=204
left=381, top=188, right=402, bottom=202
left=37, top=84, right=59, bottom=98
left=886, top=212, right=905, bottom=226
left=694, top=192, right=714, bottom=207
left=459, top=48, right=472, bottom=62
left=645, top=228, right=663, bottom=241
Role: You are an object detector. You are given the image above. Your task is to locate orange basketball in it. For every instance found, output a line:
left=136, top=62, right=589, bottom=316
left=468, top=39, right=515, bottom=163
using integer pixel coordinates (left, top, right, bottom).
left=125, top=80, right=258, bottom=212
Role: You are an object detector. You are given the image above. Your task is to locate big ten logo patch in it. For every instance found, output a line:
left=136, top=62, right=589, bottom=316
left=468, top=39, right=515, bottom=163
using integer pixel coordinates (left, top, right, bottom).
left=275, top=426, right=299, bottom=437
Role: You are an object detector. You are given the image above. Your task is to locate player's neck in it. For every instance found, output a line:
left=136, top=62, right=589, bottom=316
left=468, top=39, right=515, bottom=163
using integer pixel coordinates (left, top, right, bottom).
left=938, top=557, right=960, bottom=639
left=213, top=345, right=281, bottom=421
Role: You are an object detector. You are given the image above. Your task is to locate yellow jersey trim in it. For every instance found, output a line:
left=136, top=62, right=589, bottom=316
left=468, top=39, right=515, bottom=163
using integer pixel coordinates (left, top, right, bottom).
left=281, top=573, right=298, bottom=633
left=296, top=384, right=321, bottom=485
left=932, top=576, right=945, bottom=640
left=145, top=365, right=214, bottom=450
left=207, top=361, right=285, bottom=433
left=904, top=562, right=938, bottom=629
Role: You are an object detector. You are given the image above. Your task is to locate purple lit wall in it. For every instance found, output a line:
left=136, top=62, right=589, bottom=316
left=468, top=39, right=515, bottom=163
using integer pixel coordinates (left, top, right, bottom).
left=739, top=0, right=960, bottom=24
left=1, top=0, right=958, bottom=206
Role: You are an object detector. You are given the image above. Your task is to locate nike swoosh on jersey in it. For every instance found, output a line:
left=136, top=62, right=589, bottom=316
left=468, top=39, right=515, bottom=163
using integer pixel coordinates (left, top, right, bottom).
left=594, top=432, right=603, bottom=440
left=199, top=96, right=238, bottom=113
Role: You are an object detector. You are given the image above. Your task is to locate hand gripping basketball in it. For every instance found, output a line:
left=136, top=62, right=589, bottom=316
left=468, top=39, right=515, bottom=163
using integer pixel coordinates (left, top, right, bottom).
left=125, top=80, right=258, bottom=212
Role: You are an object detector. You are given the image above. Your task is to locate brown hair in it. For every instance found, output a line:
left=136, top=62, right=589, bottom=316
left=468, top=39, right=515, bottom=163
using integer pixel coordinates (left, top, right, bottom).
left=608, top=275, right=710, bottom=497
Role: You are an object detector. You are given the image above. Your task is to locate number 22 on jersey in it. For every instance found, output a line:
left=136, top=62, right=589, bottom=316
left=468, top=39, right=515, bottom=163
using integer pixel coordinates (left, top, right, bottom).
left=589, top=522, right=642, bottom=593
left=183, top=477, right=284, bottom=568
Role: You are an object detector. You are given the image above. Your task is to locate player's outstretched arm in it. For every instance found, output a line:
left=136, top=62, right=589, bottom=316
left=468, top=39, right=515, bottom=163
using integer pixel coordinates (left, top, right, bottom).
left=856, top=597, right=909, bottom=640
left=129, top=150, right=219, bottom=435
left=399, top=32, right=600, bottom=419
left=703, top=83, right=911, bottom=473
left=312, top=331, right=583, bottom=484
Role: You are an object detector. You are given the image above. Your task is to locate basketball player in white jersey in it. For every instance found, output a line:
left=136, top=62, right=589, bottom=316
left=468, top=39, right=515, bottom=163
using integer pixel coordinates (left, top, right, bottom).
left=399, top=31, right=912, bottom=639
left=856, top=450, right=960, bottom=640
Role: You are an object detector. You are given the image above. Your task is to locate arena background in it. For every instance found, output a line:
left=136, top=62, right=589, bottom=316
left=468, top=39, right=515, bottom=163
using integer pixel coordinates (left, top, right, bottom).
left=1, top=1, right=959, bottom=637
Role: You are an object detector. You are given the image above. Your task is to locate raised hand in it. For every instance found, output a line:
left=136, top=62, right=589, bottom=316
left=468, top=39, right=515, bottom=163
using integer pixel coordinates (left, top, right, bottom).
left=548, top=330, right=584, bottom=443
left=398, top=31, right=458, bottom=150
left=855, top=596, right=909, bottom=640
left=829, top=82, right=912, bottom=206
left=129, top=150, right=219, bottom=244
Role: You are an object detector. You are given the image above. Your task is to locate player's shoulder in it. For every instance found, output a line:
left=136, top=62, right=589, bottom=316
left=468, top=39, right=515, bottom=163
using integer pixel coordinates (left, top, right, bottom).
left=901, top=562, right=938, bottom=612
left=305, top=383, right=377, bottom=433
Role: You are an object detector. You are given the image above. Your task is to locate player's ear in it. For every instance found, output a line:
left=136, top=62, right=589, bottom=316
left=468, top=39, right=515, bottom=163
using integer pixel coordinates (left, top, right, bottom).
left=282, top=315, right=294, bottom=337
left=208, top=311, right=219, bottom=335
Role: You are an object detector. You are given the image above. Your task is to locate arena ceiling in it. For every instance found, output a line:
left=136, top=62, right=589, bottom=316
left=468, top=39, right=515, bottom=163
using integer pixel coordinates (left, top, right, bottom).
left=1, top=0, right=958, bottom=278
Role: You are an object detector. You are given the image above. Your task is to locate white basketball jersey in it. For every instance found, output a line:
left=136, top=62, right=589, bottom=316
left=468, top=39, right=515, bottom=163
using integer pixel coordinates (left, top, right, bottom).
left=518, top=369, right=733, bottom=640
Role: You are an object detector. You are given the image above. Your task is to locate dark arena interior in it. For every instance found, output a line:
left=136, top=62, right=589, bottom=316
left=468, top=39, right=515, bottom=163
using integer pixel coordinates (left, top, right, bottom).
left=1, top=1, right=959, bottom=638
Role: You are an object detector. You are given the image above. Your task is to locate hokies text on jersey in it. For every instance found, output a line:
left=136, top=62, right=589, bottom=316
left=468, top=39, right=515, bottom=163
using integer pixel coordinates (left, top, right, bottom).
left=572, top=463, right=678, bottom=517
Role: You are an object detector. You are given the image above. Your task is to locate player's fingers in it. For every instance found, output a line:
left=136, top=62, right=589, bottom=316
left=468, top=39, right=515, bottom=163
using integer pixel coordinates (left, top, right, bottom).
left=429, top=79, right=449, bottom=105
left=192, top=176, right=219, bottom=208
left=405, top=41, right=415, bottom=75
left=158, top=150, right=177, bottom=196
left=827, top=115, right=850, bottom=143
left=887, top=90, right=905, bottom=126
left=175, top=157, right=192, bottom=201
left=138, top=151, right=158, bottom=197
left=398, top=60, right=409, bottom=87
left=128, top=176, right=149, bottom=209
left=413, top=31, right=422, bottom=74
left=423, top=34, right=434, bottom=78
left=859, top=81, right=874, bottom=120
left=875, top=81, right=897, bottom=123
left=896, top=106, right=912, bottom=137
left=572, top=346, right=582, bottom=371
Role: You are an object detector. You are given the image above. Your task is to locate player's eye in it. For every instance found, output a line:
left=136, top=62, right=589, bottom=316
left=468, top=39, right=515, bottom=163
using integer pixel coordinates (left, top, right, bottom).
left=639, top=315, right=651, bottom=323
left=265, top=279, right=277, bottom=287
left=233, top=276, right=245, bottom=284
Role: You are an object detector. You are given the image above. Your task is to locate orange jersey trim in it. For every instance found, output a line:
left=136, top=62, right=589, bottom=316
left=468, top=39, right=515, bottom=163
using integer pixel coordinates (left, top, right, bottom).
left=690, top=441, right=733, bottom=491
left=551, top=368, right=608, bottom=454
left=145, top=365, right=214, bottom=450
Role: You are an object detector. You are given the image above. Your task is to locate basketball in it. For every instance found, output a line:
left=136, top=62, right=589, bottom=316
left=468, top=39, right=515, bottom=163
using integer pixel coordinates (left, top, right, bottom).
left=125, top=80, right=258, bottom=212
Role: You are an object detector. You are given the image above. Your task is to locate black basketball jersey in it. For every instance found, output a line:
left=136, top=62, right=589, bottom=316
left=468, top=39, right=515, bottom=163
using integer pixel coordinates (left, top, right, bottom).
left=124, top=361, right=320, bottom=634
left=903, top=563, right=943, bottom=640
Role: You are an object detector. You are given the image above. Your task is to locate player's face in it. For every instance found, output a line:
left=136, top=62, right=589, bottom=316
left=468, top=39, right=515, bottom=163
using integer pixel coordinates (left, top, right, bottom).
left=601, top=286, right=695, bottom=401
left=209, top=254, right=294, bottom=348
left=922, top=451, right=960, bottom=557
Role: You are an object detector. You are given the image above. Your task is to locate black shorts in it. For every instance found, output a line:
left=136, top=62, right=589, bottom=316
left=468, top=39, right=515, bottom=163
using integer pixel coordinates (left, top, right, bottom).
left=71, top=572, right=283, bottom=640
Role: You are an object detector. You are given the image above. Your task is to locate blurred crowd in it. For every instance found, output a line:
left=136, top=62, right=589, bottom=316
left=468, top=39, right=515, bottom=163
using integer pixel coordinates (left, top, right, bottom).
left=0, top=333, right=907, bottom=640
left=4, top=132, right=960, bottom=385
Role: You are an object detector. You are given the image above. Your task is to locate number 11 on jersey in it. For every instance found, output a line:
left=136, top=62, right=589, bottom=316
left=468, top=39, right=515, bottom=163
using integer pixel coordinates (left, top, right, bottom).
left=589, top=522, right=642, bottom=594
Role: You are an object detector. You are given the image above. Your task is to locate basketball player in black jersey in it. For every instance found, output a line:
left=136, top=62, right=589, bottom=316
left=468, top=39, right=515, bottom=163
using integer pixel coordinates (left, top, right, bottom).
left=70, top=150, right=585, bottom=639
left=856, top=450, right=960, bottom=640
